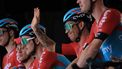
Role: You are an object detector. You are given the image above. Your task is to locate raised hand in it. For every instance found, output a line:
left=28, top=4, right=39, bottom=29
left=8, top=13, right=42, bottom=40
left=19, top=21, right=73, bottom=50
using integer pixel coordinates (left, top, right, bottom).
left=31, top=7, right=40, bottom=27
left=31, top=7, right=56, bottom=52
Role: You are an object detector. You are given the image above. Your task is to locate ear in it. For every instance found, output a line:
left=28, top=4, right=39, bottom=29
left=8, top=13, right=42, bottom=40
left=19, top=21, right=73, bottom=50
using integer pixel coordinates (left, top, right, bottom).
left=9, top=30, right=14, bottom=37
left=92, top=0, right=96, bottom=2
left=78, top=21, right=85, bottom=30
left=34, top=38, right=40, bottom=45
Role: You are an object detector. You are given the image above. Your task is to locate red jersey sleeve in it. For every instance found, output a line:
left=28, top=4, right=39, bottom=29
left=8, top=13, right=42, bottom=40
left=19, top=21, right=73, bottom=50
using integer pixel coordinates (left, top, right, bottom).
left=39, top=51, right=57, bottom=69
left=62, top=43, right=77, bottom=55
left=98, top=9, right=121, bottom=35
left=86, top=22, right=95, bottom=44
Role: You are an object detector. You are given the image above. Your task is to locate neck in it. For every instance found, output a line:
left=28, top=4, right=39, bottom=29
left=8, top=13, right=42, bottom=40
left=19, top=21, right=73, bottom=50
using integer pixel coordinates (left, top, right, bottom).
left=92, top=0, right=107, bottom=23
left=23, top=56, right=35, bottom=69
left=79, top=28, right=89, bottom=46
left=5, top=38, right=16, bottom=53
left=121, top=13, right=122, bottom=23
left=35, top=45, right=43, bottom=59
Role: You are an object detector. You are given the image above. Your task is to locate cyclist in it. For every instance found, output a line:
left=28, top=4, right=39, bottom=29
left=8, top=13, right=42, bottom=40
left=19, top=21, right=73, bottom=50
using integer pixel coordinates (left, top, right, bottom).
left=71, top=0, right=122, bottom=68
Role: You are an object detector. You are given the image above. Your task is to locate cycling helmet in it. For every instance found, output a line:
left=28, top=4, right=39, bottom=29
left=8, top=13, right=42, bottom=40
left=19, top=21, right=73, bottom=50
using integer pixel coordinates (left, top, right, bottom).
left=63, top=7, right=94, bottom=32
left=63, top=7, right=95, bottom=42
left=0, top=18, right=19, bottom=31
left=63, top=7, right=82, bottom=23
left=19, top=24, right=46, bottom=37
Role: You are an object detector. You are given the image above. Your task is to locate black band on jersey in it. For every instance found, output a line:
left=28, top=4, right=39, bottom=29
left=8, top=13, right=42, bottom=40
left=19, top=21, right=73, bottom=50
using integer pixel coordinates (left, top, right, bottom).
left=95, top=32, right=109, bottom=41
left=75, top=23, right=85, bottom=42
left=72, top=63, right=88, bottom=69
left=72, top=63, right=82, bottom=69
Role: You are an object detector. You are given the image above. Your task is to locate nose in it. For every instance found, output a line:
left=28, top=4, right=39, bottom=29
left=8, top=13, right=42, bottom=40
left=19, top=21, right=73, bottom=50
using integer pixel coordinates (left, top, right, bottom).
left=17, top=45, right=24, bottom=53
left=67, top=30, right=72, bottom=36
left=76, top=0, right=81, bottom=4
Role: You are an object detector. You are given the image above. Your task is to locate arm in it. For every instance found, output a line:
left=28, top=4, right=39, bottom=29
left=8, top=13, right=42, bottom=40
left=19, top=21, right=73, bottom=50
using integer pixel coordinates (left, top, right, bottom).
left=77, top=39, right=102, bottom=68
left=76, top=9, right=121, bottom=68
left=66, top=58, right=78, bottom=69
left=31, top=8, right=55, bottom=52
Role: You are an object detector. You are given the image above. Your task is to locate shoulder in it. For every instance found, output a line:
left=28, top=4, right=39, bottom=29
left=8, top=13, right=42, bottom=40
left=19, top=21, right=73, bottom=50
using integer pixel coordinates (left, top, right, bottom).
left=103, top=9, right=120, bottom=18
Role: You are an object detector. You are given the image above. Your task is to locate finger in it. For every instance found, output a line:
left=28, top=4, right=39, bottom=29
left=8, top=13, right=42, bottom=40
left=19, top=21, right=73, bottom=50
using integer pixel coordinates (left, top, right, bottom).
left=34, top=10, right=39, bottom=18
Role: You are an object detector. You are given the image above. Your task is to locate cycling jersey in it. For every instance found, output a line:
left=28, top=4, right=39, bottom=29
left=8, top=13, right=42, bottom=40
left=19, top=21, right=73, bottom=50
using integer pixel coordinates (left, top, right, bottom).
left=0, top=46, right=7, bottom=69
left=62, top=42, right=84, bottom=57
left=39, top=50, right=70, bottom=69
left=2, top=48, right=20, bottom=69
left=87, top=9, right=120, bottom=43
left=85, top=8, right=121, bottom=62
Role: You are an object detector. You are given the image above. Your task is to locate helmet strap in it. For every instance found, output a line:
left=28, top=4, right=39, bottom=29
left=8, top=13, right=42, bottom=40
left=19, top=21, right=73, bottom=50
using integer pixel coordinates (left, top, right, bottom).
left=75, top=23, right=85, bottom=42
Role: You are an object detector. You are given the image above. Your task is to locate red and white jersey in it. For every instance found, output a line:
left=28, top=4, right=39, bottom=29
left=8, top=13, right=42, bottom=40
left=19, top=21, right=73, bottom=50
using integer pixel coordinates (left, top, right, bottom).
left=2, top=48, right=20, bottom=69
left=86, top=8, right=121, bottom=44
left=27, top=58, right=40, bottom=69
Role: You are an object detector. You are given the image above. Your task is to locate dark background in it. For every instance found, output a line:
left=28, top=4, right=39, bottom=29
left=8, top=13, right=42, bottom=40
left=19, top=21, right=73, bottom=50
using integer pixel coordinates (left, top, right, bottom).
left=0, top=0, right=78, bottom=38
left=0, top=0, right=79, bottom=55
left=0, top=0, right=122, bottom=55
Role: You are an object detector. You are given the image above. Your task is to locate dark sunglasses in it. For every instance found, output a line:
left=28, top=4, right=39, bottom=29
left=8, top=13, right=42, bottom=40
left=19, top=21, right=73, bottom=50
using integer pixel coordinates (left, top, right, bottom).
left=0, top=30, right=7, bottom=36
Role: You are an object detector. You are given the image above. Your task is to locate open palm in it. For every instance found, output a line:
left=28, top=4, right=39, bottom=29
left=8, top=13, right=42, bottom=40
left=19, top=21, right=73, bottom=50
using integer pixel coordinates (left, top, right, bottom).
left=31, top=8, right=40, bottom=27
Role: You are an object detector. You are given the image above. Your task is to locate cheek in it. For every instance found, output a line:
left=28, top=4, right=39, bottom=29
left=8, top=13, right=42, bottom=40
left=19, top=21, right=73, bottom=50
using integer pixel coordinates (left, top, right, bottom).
left=74, top=32, right=79, bottom=38
left=83, top=0, right=90, bottom=8
left=26, top=44, right=34, bottom=55
left=87, top=0, right=91, bottom=8
left=0, top=35, right=9, bottom=45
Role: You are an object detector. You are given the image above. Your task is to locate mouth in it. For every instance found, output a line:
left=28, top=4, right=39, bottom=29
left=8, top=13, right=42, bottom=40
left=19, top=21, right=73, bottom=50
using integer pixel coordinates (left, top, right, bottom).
left=80, top=5, right=83, bottom=9
left=17, top=52, right=23, bottom=58
left=68, top=33, right=73, bottom=38
left=79, top=4, right=83, bottom=8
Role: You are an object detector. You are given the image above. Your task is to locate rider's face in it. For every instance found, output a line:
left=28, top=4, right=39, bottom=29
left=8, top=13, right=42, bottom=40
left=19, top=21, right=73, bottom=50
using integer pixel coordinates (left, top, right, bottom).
left=66, top=21, right=85, bottom=41
left=0, top=28, right=9, bottom=46
left=67, top=24, right=79, bottom=41
left=77, top=0, right=91, bottom=13
left=65, top=21, right=79, bottom=41
left=16, top=36, right=35, bottom=62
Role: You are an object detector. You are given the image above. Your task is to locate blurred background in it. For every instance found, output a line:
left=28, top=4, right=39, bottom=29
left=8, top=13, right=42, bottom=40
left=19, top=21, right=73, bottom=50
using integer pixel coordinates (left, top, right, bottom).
left=0, top=0, right=78, bottom=42
left=0, top=0, right=122, bottom=60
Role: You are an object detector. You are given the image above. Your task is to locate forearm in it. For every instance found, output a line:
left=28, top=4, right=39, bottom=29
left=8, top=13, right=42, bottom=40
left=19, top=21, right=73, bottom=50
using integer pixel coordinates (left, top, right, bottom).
left=66, top=58, right=78, bottom=69
left=77, top=39, right=102, bottom=68
left=32, top=24, right=56, bottom=51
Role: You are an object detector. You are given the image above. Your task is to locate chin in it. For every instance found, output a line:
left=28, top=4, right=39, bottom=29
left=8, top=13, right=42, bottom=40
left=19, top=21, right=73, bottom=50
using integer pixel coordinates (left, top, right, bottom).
left=17, top=56, right=24, bottom=61
left=19, top=58, right=26, bottom=62
left=17, top=58, right=23, bottom=62
left=81, top=9, right=87, bottom=13
left=70, top=38, right=76, bottom=42
left=80, top=8, right=89, bottom=13
left=0, top=43, right=5, bottom=46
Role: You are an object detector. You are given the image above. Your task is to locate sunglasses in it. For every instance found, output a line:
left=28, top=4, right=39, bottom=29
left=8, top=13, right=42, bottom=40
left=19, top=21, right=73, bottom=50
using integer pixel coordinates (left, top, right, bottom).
left=14, top=37, right=35, bottom=45
left=64, top=21, right=76, bottom=33
left=0, top=30, right=7, bottom=36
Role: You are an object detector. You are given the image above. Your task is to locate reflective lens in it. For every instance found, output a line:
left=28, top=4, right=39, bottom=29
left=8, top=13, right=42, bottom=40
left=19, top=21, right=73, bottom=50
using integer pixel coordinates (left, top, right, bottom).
left=14, top=37, right=35, bottom=45
left=64, top=21, right=75, bottom=33
left=65, top=21, right=75, bottom=30
left=21, top=38, right=28, bottom=45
